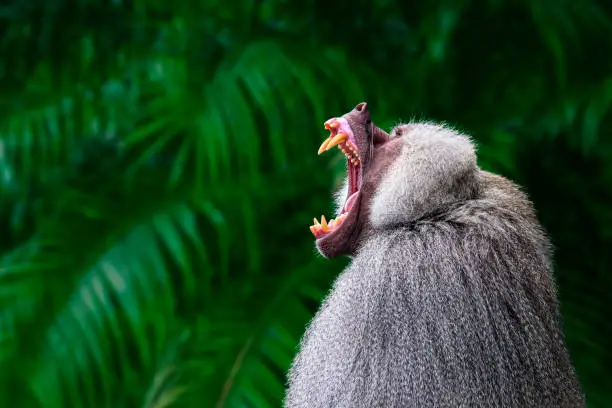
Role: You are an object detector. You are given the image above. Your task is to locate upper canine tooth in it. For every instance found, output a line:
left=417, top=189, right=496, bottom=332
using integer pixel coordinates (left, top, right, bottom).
left=325, top=133, right=347, bottom=151
left=318, top=138, right=331, bottom=155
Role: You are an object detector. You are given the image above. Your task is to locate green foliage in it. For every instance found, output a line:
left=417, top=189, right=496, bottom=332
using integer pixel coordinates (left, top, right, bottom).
left=0, top=0, right=610, bottom=406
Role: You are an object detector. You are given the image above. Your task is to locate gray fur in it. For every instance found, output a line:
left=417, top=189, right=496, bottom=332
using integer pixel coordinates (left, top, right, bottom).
left=285, top=122, right=585, bottom=407
left=370, top=122, right=478, bottom=229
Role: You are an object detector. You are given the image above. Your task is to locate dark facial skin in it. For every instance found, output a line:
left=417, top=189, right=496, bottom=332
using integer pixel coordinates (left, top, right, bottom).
left=315, top=103, right=403, bottom=258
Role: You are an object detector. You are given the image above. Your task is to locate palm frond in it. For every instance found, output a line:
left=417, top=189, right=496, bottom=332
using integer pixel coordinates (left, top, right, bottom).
left=0, top=204, right=205, bottom=407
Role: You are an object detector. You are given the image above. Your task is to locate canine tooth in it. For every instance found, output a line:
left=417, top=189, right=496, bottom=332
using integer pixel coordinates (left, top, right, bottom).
left=313, top=217, right=320, bottom=226
left=325, top=133, right=347, bottom=151
left=321, top=215, right=329, bottom=231
left=318, top=138, right=332, bottom=155
left=309, top=225, right=317, bottom=235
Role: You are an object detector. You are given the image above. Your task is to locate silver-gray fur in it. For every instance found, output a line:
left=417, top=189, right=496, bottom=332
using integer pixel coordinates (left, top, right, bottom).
left=285, top=122, right=585, bottom=407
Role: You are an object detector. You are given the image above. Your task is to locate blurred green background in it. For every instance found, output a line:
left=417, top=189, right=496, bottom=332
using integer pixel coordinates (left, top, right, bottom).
left=0, top=0, right=610, bottom=407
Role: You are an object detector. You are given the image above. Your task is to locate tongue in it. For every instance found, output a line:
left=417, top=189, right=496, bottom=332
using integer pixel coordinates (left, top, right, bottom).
left=344, top=191, right=359, bottom=213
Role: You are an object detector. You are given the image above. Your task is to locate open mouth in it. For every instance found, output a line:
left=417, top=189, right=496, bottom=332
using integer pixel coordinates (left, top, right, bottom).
left=310, top=117, right=361, bottom=238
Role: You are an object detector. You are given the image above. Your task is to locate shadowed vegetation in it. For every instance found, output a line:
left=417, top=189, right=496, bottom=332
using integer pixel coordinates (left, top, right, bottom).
left=0, top=0, right=610, bottom=406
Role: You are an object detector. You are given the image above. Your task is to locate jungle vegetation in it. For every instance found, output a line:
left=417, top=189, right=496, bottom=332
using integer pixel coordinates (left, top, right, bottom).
left=0, top=0, right=610, bottom=407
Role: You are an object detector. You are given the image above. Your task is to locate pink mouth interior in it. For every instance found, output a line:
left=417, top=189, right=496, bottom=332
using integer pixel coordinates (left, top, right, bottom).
left=310, top=117, right=362, bottom=239
left=331, top=117, right=360, bottom=216
left=345, top=190, right=359, bottom=213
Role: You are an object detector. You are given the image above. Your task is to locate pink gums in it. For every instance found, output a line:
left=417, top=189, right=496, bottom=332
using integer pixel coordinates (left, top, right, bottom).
left=325, top=117, right=359, bottom=148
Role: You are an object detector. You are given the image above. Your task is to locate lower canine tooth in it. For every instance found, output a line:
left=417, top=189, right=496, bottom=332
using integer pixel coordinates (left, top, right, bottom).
left=321, top=215, right=329, bottom=231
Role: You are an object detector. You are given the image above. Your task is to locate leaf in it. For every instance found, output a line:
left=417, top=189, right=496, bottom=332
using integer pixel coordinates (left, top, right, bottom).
left=0, top=204, right=211, bottom=407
